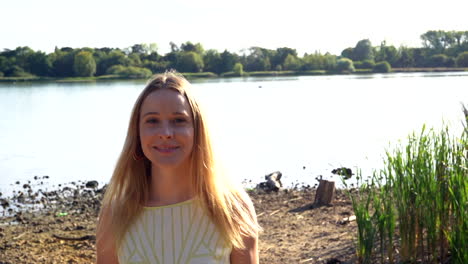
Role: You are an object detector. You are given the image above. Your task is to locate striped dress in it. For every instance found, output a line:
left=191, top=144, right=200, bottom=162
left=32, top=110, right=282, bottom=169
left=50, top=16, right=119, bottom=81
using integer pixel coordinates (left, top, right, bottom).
left=118, top=198, right=232, bottom=264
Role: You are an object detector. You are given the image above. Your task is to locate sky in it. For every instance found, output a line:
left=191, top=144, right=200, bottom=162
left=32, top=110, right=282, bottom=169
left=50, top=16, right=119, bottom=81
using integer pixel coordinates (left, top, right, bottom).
left=1, top=0, right=467, bottom=56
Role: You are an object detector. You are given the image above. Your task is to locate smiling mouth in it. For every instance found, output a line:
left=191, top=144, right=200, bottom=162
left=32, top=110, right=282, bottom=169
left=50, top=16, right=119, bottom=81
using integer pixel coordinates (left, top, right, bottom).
left=154, top=146, right=180, bottom=153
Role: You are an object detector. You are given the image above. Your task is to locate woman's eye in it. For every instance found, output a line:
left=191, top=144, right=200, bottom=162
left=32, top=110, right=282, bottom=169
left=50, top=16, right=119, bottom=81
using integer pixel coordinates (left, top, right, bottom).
left=174, top=118, right=187, bottom=124
left=146, top=118, right=159, bottom=124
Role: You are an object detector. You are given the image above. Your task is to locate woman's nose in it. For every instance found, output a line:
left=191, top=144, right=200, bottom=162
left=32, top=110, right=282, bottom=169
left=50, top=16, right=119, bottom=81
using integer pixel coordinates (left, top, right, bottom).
left=158, top=123, right=173, bottom=139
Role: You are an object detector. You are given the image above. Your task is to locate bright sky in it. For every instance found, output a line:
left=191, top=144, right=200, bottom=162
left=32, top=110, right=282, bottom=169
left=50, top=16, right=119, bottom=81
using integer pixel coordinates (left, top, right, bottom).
left=1, top=0, right=467, bottom=56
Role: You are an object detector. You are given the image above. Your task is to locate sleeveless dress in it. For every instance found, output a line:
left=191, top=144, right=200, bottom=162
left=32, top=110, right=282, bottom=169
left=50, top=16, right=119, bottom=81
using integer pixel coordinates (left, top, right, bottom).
left=118, top=198, right=232, bottom=264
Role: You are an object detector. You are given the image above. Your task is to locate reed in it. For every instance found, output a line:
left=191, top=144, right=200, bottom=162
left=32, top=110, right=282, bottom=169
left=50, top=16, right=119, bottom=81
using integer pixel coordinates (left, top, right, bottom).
left=342, top=171, right=377, bottom=264
left=344, top=112, right=467, bottom=263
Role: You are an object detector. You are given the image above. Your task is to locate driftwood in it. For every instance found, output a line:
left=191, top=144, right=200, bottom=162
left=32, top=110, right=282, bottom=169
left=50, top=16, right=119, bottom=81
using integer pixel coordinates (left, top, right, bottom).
left=314, top=180, right=335, bottom=205
left=52, top=234, right=96, bottom=241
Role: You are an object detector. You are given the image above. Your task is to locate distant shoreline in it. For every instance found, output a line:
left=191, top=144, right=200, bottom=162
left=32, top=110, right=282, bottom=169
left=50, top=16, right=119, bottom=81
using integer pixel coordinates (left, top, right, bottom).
left=1, top=68, right=467, bottom=83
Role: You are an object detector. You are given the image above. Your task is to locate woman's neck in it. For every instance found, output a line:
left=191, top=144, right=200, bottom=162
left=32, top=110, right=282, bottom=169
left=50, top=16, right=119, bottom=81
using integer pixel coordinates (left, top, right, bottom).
left=146, top=164, right=195, bottom=206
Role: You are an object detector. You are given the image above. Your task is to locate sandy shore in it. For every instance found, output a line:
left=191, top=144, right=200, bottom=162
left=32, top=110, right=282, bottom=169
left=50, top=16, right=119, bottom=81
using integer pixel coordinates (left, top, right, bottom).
left=0, top=184, right=357, bottom=264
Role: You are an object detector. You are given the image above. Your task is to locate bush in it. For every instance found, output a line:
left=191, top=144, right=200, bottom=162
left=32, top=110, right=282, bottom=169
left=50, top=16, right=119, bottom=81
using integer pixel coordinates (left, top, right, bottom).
left=354, top=60, right=375, bottom=69
left=336, top=58, right=355, bottom=73
left=456, top=51, right=468, bottom=67
left=373, top=61, right=391, bottom=73
left=106, top=65, right=152, bottom=78
left=0, top=71, right=3, bottom=77
left=427, top=54, right=453, bottom=67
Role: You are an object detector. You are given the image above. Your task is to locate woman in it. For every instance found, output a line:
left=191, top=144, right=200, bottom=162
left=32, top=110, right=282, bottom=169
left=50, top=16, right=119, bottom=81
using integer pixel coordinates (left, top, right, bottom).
left=96, top=71, right=260, bottom=263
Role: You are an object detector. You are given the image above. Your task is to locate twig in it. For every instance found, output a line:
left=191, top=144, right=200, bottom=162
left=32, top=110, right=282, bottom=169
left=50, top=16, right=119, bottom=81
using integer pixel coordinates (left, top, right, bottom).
left=269, top=209, right=280, bottom=216
left=52, top=234, right=95, bottom=241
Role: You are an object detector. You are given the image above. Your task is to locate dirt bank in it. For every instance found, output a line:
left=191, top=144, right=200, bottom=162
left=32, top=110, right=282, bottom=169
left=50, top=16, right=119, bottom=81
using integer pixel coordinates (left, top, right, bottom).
left=0, top=185, right=357, bottom=263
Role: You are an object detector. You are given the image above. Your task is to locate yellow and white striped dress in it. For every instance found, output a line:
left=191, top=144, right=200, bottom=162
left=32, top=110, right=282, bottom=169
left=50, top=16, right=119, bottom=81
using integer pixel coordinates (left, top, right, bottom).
left=118, top=198, right=232, bottom=264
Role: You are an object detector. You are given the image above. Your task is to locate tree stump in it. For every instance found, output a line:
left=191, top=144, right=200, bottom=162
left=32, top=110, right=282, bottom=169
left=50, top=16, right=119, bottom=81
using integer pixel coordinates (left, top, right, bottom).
left=314, top=180, right=335, bottom=205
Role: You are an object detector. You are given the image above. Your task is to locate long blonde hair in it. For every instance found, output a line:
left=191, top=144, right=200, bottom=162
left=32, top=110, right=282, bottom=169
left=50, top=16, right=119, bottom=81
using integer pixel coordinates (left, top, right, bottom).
left=98, top=71, right=260, bottom=250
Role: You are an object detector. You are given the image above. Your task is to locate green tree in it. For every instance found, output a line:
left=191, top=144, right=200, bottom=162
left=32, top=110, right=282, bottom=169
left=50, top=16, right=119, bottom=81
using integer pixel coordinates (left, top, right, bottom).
left=272, top=47, right=297, bottom=69
left=233, top=62, right=244, bottom=76
left=375, top=41, right=398, bottom=65
left=341, top=47, right=354, bottom=60
left=180, top=42, right=204, bottom=54
left=421, top=30, right=452, bottom=54
left=302, top=52, right=326, bottom=70
left=176, top=51, right=204, bottom=72
left=128, top=53, right=142, bottom=67
left=395, top=46, right=414, bottom=68
left=219, top=50, right=236, bottom=73
left=0, top=56, right=13, bottom=76
left=27, top=51, right=52, bottom=76
left=73, top=51, right=96, bottom=77
left=96, top=50, right=130, bottom=76
left=283, top=54, right=301, bottom=71
left=354, top=39, right=374, bottom=61
left=203, top=49, right=222, bottom=74
left=244, top=47, right=271, bottom=71
left=456, top=51, right=468, bottom=67
left=50, top=48, right=75, bottom=77
left=336, top=58, right=355, bottom=73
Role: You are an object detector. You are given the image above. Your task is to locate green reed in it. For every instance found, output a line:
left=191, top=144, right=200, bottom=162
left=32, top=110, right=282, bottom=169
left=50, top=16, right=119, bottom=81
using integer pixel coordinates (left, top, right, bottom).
left=344, top=121, right=467, bottom=263
left=342, top=171, right=377, bottom=264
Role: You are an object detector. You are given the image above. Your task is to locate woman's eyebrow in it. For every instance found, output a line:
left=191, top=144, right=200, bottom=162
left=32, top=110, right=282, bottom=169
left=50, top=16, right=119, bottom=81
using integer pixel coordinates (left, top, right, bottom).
left=142, top=111, right=159, bottom=117
left=142, top=111, right=189, bottom=117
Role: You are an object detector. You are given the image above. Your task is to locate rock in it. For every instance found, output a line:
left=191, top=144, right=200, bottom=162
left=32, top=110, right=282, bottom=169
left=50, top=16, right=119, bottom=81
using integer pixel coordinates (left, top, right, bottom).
left=256, top=171, right=283, bottom=192
left=331, top=167, right=353, bottom=179
left=85, top=181, right=99, bottom=189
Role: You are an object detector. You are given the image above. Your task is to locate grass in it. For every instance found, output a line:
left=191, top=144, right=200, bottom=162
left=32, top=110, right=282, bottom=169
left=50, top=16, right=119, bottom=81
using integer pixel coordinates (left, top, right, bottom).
left=343, top=109, right=468, bottom=264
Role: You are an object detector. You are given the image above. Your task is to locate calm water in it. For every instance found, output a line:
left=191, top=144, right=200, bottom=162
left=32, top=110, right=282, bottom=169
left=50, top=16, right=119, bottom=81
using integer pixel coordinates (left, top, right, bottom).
left=1, top=72, right=468, bottom=195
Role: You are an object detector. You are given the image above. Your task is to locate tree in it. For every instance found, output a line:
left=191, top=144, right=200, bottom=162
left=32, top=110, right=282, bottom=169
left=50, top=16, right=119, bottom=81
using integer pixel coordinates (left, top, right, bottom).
left=272, top=47, right=297, bottom=69
left=50, top=49, right=75, bottom=77
left=302, top=52, right=326, bottom=70
left=421, top=30, right=451, bottom=54
left=456, top=51, right=468, bottom=67
left=26, top=51, right=52, bottom=76
left=244, top=47, right=271, bottom=71
left=283, top=54, right=301, bottom=71
left=336, top=58, right=355, bottom=73
left=233, top=62, right=244, bottom=76
left=219, top=50, right=236, bottom=73
left=203, top=49, right=222, bottom=74
left=341, top=47, right=354, bottom=60
left=74, top=51, right=96, bottom=77
left=375, top=41, right=398, bottom=65
left=180, top=42, right=204, bottom=54
left=395, top=46, right=414, bottom=68
left=353, top=39, right=374, bottom=61
left=176, top=52, right=204, bottom=72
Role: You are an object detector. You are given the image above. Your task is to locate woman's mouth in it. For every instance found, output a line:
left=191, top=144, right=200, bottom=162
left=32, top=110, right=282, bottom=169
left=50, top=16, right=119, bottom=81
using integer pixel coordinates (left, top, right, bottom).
left=154, top=146, right=179, bottom=153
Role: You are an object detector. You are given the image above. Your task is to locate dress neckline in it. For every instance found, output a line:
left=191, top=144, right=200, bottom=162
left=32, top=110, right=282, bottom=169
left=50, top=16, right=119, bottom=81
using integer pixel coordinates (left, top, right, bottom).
left=143, top=197, right=195, bottom=210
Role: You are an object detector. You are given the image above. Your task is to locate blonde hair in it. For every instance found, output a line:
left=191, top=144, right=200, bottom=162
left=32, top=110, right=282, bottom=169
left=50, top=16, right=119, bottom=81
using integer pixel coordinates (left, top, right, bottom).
left=98, top=71, right=260, bottom=250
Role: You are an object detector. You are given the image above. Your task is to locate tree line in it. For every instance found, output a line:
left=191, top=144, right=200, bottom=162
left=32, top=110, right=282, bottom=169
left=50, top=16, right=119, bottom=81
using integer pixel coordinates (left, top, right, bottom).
left=1, top=30, right=468, bottom=79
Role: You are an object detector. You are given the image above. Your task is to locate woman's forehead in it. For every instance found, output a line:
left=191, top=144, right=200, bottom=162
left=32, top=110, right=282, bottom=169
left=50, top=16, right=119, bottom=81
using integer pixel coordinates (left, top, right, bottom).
left=141, top=89, right=191, bottom=114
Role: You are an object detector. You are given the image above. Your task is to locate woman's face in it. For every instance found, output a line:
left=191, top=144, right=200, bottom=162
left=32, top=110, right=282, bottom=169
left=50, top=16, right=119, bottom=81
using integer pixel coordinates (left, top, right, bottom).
left=139, top=89, right=194, bottom=170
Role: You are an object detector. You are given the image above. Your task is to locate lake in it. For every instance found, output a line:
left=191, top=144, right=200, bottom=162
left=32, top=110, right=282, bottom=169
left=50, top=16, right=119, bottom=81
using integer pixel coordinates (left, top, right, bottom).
left=1, top=72, right=468, bottom=195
